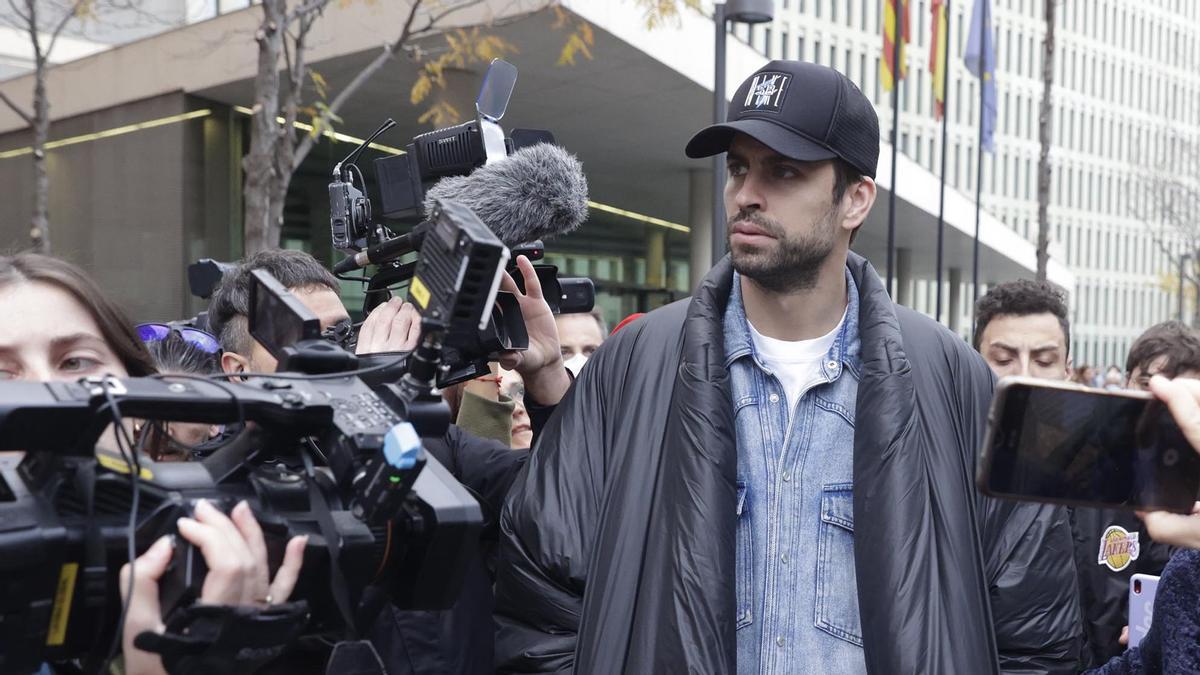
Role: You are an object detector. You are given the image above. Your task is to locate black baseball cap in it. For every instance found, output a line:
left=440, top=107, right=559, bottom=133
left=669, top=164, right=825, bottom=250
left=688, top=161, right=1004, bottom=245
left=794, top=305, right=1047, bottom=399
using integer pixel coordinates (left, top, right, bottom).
left=686, top=60, right=880, bottom=179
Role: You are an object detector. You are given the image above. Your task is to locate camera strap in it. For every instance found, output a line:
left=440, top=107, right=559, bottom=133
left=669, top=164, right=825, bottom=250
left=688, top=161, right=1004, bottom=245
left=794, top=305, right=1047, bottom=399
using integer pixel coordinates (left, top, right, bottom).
left=134, top=600, right=309, bottom=674
left=301, top=447, right=360, bottom=639
left=75, top=462, right=111, bottom=675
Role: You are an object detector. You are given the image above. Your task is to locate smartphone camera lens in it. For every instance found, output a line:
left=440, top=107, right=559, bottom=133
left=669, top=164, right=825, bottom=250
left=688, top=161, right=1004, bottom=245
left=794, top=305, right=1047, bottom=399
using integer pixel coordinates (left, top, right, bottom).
left=1134, top=579, right=1142, bottom=594
left=1164, top=448, right=1180, bottom=467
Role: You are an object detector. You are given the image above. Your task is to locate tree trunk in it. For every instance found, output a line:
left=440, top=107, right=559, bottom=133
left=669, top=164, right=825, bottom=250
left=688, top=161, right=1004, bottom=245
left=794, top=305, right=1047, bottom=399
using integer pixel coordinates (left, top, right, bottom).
left=1035, top=0, right=1055, bottom=282
left=242, top=0, right=287, bottom=254
left=30, top=66, right=50, bottom=253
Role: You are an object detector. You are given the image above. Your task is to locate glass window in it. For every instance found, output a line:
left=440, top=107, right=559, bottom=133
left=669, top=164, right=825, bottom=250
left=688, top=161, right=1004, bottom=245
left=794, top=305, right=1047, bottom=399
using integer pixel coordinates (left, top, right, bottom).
left=782, top=32, right=790, bottom=59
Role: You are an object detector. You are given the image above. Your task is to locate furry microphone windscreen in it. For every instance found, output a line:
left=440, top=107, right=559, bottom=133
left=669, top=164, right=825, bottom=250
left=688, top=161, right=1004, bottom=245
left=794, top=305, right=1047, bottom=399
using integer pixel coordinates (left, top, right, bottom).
left=422, top=143, right=589, bottom=246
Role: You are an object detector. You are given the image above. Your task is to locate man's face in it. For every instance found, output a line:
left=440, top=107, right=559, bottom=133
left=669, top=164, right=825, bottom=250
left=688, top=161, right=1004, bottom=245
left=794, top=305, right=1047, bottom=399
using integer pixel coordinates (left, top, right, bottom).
left=978, top=312, right=1070, bottom=381
left=238, top=286, right=351, bottom=374
left=556, top=313, right=604, bottom=374
left=724, top=134, right=843, bottom=293
left=1126, top=356, right=1200, bottom=391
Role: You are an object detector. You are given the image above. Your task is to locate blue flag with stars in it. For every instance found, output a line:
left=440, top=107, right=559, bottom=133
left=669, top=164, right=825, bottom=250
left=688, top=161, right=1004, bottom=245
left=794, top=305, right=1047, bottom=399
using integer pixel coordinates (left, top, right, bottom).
left=964, top=0, right=996, bottom=153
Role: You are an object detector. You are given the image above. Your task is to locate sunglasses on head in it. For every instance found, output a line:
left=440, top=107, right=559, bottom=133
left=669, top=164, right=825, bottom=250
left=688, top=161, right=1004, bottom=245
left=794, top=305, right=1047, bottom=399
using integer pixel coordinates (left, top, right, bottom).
left=136, top=323, right=222, bottom=354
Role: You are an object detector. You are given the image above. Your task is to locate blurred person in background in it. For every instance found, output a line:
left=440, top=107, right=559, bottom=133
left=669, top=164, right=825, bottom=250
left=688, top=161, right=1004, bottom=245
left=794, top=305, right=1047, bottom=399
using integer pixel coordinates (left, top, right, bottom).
left=555, top=309, right=605, bottom=375
left=1104, top=366, right=1125, bottom=390
left=499, top=367, right=533, bottom=448
left=136, top=324, right=223, bottom=461
left=1073, top=365, right=1097, bottom=386
left=974, top=279, right=1072, bottom=381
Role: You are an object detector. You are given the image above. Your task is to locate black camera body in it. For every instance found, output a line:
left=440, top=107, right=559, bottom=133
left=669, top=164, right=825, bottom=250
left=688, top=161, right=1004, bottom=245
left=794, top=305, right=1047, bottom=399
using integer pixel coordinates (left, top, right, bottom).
left=0, top=238, right=495, bottom=671
left=325, top=59, right=594, bottom=387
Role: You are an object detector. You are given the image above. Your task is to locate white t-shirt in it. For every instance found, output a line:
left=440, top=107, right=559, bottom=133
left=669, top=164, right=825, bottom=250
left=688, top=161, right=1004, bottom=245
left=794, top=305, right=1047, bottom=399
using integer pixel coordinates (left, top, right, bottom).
left=747, top=308, right=847, bottom=416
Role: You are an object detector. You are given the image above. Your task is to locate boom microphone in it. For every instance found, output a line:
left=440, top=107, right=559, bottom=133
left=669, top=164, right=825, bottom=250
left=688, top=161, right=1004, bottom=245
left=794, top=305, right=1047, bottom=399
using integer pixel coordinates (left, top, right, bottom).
left=422, top=142, right=589, bottom=246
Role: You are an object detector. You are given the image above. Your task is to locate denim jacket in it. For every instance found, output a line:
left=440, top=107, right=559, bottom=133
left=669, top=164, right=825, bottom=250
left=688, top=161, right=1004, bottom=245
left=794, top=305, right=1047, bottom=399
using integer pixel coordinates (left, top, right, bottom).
left=725, top=269, right=865, bottom=674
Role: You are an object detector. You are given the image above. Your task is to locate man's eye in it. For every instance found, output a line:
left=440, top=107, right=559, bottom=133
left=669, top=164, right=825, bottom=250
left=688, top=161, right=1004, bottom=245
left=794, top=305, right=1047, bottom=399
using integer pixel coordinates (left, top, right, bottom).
left=561, top=348, right=572, bottom=359
left=773, top=165, right=799, bottom=179
left=583, top=346, right=597, bottom=357
left=727, top=164, right=747, bottom=177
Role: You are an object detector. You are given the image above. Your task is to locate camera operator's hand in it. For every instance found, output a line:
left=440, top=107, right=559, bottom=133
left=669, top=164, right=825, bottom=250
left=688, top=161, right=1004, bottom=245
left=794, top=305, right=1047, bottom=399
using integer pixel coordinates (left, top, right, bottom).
left=120, top=500, right=307, bottom=675
left=498, top=255, right=571, bottom=406
left=356, top=297, right=421, bottom=355
left=1137, top=376, right=1200, bottom=549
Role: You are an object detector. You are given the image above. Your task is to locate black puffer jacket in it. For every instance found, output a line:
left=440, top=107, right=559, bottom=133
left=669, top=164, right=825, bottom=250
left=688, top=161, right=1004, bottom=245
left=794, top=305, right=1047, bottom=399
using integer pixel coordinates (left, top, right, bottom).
left=494, top=253, right=1081, bottom=674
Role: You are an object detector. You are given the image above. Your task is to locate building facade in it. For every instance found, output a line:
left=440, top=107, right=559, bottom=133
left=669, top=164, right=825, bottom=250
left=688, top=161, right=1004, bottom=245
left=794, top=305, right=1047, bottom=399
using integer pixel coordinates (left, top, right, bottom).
left=745, top=0, right=1198, bottom=368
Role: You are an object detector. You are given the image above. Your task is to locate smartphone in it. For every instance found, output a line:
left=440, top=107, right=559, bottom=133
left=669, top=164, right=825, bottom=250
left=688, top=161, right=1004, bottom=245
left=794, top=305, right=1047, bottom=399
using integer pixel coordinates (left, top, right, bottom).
left=978, top=377, right=1200, bottom=513
left=1128, top=574, right=1160, bottom=648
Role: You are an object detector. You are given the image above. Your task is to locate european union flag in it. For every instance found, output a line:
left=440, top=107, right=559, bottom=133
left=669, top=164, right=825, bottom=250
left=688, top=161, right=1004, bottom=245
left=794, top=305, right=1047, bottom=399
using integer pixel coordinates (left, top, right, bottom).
left=964, top=0, right=996, bottom=153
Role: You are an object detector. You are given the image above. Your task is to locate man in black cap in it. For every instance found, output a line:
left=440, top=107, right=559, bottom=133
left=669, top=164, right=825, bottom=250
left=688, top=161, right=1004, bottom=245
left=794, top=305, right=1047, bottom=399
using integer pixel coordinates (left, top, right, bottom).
left=493, top=61, right=1080, bottom=674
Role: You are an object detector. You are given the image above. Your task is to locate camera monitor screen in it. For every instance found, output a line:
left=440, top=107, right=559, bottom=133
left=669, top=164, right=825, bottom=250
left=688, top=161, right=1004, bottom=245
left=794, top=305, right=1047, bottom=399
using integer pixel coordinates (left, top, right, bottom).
left=248, top=269, right=321, bottom=360
left=981, top=380, right=1200, bottom=513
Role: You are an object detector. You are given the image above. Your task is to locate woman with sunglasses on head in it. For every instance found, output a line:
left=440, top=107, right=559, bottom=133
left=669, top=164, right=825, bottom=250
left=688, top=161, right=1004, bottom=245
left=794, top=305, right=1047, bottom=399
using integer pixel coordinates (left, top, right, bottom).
left=137, top=324, right=224, bottom=461
left=0, top=253, right=304, bottom=675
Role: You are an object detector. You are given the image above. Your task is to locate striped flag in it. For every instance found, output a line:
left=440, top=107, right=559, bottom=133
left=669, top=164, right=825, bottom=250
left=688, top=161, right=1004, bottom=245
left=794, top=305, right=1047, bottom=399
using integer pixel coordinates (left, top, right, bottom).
left=930, top=0, right=948, bottom=119
left=881, top=0, right=910, bottom=92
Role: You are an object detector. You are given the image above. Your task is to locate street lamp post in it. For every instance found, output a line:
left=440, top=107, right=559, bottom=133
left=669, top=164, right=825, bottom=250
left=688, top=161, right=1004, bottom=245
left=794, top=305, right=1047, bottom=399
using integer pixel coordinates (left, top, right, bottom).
left=1181, top=252, right=1193, bottom=323
left=712, top=0, right=774, bottom=267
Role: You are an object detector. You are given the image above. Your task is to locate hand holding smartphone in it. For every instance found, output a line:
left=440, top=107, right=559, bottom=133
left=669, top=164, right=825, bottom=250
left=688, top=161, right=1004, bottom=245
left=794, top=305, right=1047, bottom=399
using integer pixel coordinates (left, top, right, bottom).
left=978, top=377, right=1200, bottom=513
left=1128, top=574, right=1159, bottom=649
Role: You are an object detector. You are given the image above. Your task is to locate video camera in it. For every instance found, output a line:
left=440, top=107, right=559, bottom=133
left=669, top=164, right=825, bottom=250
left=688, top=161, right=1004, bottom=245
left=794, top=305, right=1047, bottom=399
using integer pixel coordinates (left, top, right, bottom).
left=0, top=198, right=507, bottom=673
left=328, top=59, right=594, bottom=386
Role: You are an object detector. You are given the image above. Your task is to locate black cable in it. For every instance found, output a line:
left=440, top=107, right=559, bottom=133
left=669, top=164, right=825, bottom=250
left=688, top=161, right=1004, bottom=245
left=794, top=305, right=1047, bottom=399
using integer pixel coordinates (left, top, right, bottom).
left=99, top=377, right=143, bottom=675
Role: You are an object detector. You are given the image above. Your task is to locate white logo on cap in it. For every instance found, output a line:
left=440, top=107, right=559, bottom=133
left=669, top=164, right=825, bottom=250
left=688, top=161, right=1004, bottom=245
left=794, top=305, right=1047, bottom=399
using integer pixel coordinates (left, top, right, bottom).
left=744, top=73, right=790, bottom=112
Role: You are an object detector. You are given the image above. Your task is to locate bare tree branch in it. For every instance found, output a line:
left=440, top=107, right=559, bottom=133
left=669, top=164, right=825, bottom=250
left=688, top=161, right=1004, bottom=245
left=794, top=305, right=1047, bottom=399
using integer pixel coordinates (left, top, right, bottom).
left=286, top=0, right=330, bottom=24
left=291, top=0, right=427, bottom=171
left=0, top=88, right=33, bottom=124
left=43, top=0, right=89, bottom=63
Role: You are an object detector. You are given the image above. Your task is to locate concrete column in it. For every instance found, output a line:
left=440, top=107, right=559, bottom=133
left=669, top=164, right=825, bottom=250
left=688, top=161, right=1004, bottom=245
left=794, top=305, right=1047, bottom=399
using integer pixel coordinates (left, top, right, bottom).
left=896, top=246, right=913, bottom=307
left=646, top=228, right=666, bottom=289
left=689, top=168, right=714, bottom=291
left=948, top=267, right=963, bottom=334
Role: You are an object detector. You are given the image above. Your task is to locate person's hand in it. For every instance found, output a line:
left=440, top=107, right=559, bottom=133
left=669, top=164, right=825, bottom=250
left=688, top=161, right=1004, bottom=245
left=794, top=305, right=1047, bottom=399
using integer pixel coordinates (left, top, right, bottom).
left=356, top=297, right=421, bottom=355
left=1119, top=625, right=1129, bottom=646
left=177, top=499, right=306, bottom=606
left=1135, top=376, right=1200, bottom=548
left=1139, top=501, right=1200, bottom=550
left=120, top=535, right=174, bottom=675
left=497, top=255, right=571, bottom=405
left=120, top=500, right=307, bottom=674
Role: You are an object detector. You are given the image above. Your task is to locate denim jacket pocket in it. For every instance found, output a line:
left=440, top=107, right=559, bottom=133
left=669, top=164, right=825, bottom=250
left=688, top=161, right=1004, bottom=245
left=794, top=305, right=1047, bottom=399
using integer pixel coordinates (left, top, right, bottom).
left=736, top=480, right=753, bottom=630
left=814, top=484, right=863, bottom=646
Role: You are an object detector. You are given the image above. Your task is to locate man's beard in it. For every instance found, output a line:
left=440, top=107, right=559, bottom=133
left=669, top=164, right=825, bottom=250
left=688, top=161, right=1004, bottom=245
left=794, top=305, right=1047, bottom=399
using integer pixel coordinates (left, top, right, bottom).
left=727, top=203, right=840, bottom=293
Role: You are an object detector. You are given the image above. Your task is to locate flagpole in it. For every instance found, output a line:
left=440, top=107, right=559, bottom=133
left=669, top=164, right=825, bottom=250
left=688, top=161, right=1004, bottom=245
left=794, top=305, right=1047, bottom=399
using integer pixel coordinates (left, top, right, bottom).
left=935, top=0, right=951, bottom=323
left=970, top=0, right=986, bottom=335
left=887, top=2, right=902, bottom=298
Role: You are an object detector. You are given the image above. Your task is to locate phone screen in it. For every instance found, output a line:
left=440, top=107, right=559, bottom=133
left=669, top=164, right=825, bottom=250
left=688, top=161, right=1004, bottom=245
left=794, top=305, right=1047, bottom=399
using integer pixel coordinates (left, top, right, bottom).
left=983, top=382, right=1200, bottom=512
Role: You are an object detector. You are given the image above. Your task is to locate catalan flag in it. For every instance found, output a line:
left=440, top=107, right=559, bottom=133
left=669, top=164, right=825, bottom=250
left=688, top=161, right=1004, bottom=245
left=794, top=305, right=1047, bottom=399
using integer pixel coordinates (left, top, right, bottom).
left=930, top=0, right=948, bottom=119
left=881, top=0, right=910, bottom=92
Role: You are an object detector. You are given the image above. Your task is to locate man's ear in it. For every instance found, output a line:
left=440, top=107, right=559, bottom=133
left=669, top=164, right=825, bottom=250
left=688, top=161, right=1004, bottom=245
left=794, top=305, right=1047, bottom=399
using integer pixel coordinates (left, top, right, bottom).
left=840, top=176, right=877, bottom=235
left=221, top=351, right=249, bottom=380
